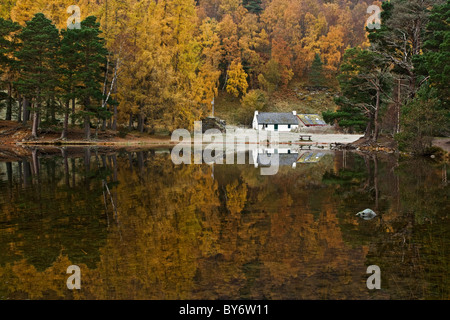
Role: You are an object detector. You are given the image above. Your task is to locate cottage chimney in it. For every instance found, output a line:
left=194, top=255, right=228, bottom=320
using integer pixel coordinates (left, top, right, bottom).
left=255, top=111, right=259, bottom=116
left=292, top=111, right=297, bottom=115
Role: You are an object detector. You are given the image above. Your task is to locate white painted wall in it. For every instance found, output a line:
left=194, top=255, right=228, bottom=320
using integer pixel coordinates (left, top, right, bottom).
left=253, top=111, right=299, bottom=132
left=252, top=114, right=259, bottom=130
left=256, top=124, right=298, bottom=132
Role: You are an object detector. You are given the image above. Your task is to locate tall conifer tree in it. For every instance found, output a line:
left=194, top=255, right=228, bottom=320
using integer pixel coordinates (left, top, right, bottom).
left=0, top=18, right=21, bottom=121
left=76, top=16, right=108, bottom=140
left=14, top=13, right=60, bottom=138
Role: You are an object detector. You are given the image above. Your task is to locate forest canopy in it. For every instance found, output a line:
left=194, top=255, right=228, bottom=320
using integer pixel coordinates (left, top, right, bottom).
left=0, top=0, right=448, bottom=154
left=0, top=0, right=377, bottom=135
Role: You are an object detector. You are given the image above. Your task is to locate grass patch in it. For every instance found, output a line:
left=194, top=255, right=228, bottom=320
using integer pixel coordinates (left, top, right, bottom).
left=214, top=81, right=339, bottom=126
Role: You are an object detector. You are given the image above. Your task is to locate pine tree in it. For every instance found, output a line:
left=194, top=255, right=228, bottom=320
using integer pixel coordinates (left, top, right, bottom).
left=368, top=0, right=444, bottom=100
left=415, top=0, right=450, bottom=115
left=58, top=27, right=82, bottom=139
left=309, top=53, right=325, bottom=87
left=325, top=48, right=392, bottom=141
left=0, top=18, right=21, bottom=121
left=14, top=13, right=60, bottom=139
left=242, top=0, right=263, bottom=15
left=76, top=16, right=109, bottom=140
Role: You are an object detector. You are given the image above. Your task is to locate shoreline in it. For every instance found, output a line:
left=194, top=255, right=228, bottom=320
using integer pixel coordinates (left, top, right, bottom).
left=2, top=121, right=448, bottom=160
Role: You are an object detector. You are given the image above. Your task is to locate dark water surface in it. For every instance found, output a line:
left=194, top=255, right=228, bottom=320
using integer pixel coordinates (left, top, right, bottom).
left=0, top=147, right=448, bottom=300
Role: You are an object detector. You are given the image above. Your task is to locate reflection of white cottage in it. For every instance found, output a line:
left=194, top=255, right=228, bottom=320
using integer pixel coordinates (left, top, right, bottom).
left=252, top=111, right=299, bottom=131
left=251, top=146, right=326, bottom=169
left=252, top=147, right=299, bottom=169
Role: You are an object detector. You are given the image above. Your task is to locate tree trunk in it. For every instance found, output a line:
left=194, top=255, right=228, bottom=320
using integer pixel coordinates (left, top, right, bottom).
left=137, top=113, right=144, bottom=133
left=374, top=86, right=381, bottom=142
left=37, top=108, right=41, bottom=129
left=17, top=95, right=22, bottom=123
left=45, top=99, right=50, bottom=123
left=112, top=104, right=117, bottom=131
left=71, top=98, right=76, bottom=125
left=22, top=98, right=30, bottom=125
left=102, top=118, right=107, bottom=131
left=364, top=115, right=373, bottom=140
left=84, top=114, right=91, bottom=140
left=128, top=113, right=133, bottom=130
left=6, top=83, right=13, bottom=121
left=396, top=78, right=401, bottom=134
left=51, top=100, right=56, bottom=123
left=60, top=100, right=70, bottom=140
left=31, top=105, right=39, bottom=139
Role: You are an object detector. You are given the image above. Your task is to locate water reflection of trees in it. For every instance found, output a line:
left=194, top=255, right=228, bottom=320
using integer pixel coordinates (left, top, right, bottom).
left=324, top=152, right=449, bottom=299
left=0, top=149, right=448, bottom=299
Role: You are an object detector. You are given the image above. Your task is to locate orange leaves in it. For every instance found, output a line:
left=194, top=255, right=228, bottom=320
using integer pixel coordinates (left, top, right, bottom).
left=319, top=25, right=345, bottom=76
left=271, top=38, right=293, bottom=86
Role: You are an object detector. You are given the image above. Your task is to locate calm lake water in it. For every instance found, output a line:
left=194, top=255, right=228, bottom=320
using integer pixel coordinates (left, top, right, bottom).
left=0, top=147, right=448, bottom=300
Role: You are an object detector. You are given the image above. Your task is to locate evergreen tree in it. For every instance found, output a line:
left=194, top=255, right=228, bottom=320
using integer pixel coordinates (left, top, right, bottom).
left=309, top=53, right=325, bottom=87
left=0, top=18, right=20, bottom=121
left=395, top=90, right=446, bottom=154
left=75, top=16, right=109, bottom=140
left=58, top=27, right=82, bottom=139
left=368, top=0, right=444, bottom=100
left=414, top=0, right=450, bottom=122
left=242, top=0, right=263, bottom=15
left=324, top=48, right=392, bottom=141
left=0, top=18, right=20, bottom=78
left=14, top=13, right=60, bottom=138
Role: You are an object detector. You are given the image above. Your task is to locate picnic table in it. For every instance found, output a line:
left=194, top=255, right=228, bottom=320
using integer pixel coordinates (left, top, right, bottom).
left=299, top=135, right=312, bottom=141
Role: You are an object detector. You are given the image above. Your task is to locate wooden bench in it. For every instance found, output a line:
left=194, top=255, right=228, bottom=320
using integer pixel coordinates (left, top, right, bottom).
left=299, top=135, right=312, bottom=141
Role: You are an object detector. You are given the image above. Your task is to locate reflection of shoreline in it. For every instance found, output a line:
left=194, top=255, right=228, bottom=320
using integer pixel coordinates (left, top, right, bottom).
left=0, top=144, right=334, bottom=163
left=0, top=145, right=170, bottom=162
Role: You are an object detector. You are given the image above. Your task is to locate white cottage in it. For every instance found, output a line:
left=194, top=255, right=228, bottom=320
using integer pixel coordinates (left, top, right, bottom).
left=252, top=111, right=299, bottom=131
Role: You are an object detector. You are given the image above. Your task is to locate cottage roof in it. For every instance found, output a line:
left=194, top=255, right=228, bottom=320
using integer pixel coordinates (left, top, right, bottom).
left=297, top=114, right=327, bottom=126
left=256, top=112, right=299, bottom=125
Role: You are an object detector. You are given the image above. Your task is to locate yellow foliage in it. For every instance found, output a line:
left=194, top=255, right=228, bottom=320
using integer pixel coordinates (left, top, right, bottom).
left=226, top=60, right=248, bottom=97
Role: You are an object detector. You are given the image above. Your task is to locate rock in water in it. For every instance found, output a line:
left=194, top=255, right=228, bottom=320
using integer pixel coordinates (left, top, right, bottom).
left=356, top=208, right=377, bottom=220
